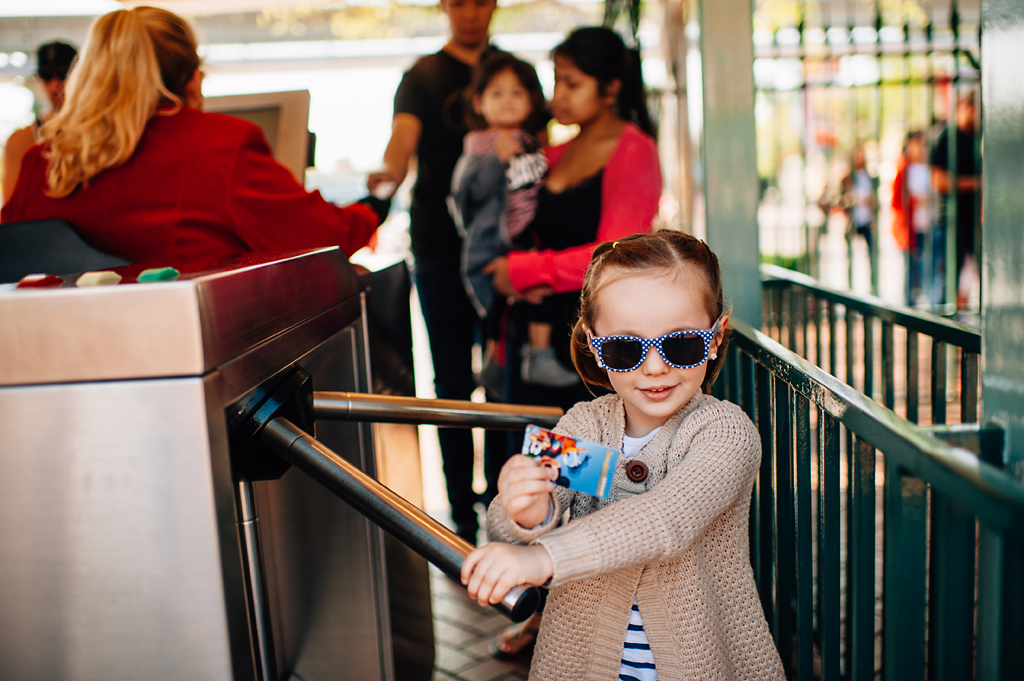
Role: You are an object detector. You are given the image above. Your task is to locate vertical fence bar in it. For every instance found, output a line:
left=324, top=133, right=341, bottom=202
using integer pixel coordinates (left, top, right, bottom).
left=727, top=342, right=740, bottom=403
left=907, top=330, right=920, bottom=423
left=882, top=463, right=928, bottom=680
left=743, top=351, right=757, bottom=585
left=882, top=321, right=895, bottom=409
left=927, top=491, right=976, bottom=681
left=846, top=307, right=856, bottom=391
left=961, top=351, right=979, bottom=423
left=774, top=285, right=785, bottom=342
left=740, top=353, right=755, bottom=421
left=932, top=339, right=947, bottom=425
left=828, top=300, right=838, bottom=376
left=787, top=288, right=798, bottom=352
left=755, top=363, right=776, bottom=627
left=818, top=411, right=841, bottom=681
left=800, top=290, right=809, bottom=358
left=863, top=315, right=875, bottom=399
left=813, top=295, right=822, bottom=369
left=762, top=287, right=771, bottom=331
left=849, top=436, right=876, bottom=681
left=794, top=394, right=813, bottom=681
left=774, top=377, right=795, bottom=676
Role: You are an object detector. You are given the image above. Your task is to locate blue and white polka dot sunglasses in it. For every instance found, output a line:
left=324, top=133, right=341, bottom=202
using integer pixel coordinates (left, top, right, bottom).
left=587, top=317, right=723, bottom=372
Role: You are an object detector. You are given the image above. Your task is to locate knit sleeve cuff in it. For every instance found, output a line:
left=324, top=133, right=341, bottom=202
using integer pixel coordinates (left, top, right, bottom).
left=485, top=494, right=560, bottom=545
left=535, top=522, right=601, bottom=586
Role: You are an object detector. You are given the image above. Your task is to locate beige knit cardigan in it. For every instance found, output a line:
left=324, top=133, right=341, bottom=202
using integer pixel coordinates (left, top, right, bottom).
left=487, top=391, right=786, bottom=681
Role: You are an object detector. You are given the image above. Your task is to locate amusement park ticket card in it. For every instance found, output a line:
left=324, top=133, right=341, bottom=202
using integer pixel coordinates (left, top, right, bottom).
left=521, top=425, right=620, bottom=499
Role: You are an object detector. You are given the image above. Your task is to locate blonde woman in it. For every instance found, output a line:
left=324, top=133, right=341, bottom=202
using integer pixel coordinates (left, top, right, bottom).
left=1, top=6, right=386, bottom=262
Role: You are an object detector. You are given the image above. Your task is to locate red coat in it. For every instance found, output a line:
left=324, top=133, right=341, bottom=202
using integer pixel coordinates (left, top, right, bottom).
left=1, top=107, right=378, bottom=263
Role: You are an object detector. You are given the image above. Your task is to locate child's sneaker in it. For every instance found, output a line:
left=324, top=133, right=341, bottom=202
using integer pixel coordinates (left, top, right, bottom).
left=476, top=354, right=506, bottom=402
left=521, top=346, right=580, bottom=388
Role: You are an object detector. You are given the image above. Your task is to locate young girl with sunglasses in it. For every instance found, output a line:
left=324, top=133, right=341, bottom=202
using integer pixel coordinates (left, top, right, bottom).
left=462, top=231, right=785, bottom=679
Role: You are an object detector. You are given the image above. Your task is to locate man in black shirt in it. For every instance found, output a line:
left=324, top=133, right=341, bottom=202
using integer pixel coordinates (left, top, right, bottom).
left=368, top=0, right=498, bottom=544
left=930, top=92, right=981, bottom=309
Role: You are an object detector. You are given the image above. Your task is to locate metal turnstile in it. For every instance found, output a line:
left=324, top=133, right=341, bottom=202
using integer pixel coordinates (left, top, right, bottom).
left=0, top=248, right=559, bottom=681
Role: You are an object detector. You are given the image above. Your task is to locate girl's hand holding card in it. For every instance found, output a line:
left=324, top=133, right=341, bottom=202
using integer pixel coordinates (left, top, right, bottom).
left=497, top=454, right=555, bottom=529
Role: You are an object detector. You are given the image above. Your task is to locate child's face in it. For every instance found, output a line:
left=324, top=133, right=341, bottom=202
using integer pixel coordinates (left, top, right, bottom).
left=476, top=68, right=533, bottom=130
left=590, top=270, right=724, bottom=438
left=551, top=56, right=617, bottom=128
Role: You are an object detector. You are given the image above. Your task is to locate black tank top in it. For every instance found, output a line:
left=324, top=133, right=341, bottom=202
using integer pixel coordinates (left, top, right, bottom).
left=528, top=170, right=603, bottom=251
left=511, top=170, right=604, bottom=408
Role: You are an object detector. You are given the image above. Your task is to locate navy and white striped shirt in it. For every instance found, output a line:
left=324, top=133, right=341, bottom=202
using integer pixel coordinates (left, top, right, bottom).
left=618, top=429, right=660, bottom=681
left=619, top=602, right=658, bottom=681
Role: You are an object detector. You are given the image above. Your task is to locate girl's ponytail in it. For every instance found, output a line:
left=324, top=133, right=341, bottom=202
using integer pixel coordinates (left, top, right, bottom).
left=619, top=46, right=655, bottom=139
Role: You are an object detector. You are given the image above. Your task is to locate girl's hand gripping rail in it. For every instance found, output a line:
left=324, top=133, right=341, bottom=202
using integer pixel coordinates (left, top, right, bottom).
left=260, top=416, right=541, bottom=622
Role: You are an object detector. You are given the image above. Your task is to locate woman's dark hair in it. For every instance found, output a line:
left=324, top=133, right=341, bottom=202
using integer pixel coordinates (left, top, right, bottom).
left=552, top=27, right=655, bottom=139
left=570, top=231, right=730, bottom=395
left=468, top=49, right=549, bottom=135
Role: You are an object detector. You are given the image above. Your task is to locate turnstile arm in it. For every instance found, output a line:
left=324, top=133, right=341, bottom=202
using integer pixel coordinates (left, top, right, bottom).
left=313, top=391, right=562, bottom=430
left=262, top=416, right=540, bottom=623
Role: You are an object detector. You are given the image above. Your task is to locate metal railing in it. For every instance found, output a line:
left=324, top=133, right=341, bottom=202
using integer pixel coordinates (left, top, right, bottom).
left=761, top=264, right=980, bottom=426
left=714, top=318, right=1024, bottom=680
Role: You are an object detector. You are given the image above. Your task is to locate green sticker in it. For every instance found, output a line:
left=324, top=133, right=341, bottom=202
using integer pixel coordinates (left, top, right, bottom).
left=137, top=267, right=180, bottom=282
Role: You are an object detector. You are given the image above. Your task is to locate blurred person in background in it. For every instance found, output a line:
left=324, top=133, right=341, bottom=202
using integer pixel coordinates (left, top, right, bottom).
left=367, top=0, right=500, bottom=546
left=930, top=91, right=980, bottom=310
left=2, top=41, right=77, bottom=204
left=839, top=145, right=878, bottom=288
left=892, top=131, right=932, bottom=307
left=1, top=6, right=386, bottom=262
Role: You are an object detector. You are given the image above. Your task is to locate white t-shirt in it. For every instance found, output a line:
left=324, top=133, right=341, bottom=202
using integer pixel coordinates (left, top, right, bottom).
left=907, top=163, right=932, bottom=233
left=618, top=427, right=661, bottom=681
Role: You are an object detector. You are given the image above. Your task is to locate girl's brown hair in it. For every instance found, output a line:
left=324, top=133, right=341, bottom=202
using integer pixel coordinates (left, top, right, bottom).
left=569, top=231, right=730, bottom=395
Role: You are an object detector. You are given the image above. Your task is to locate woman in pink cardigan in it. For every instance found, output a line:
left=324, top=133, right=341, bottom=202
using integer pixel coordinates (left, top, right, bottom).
left=486, top=26, right=661, bottom=402
left=483, top=26, right=662, bottom=657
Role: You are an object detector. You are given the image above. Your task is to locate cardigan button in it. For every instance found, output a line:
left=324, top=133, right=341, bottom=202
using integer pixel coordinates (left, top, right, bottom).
left=625, top=460, right=648, bottom=483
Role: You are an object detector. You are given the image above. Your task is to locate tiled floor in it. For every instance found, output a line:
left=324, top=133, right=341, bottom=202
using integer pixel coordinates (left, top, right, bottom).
left=428, top=564, right=532, bottom=681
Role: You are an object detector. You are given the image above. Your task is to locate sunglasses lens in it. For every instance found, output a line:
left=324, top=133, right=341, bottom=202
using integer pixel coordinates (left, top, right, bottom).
left=661, top=334, right=706, bottom=367
left=600, top=339, right=644, bottom=371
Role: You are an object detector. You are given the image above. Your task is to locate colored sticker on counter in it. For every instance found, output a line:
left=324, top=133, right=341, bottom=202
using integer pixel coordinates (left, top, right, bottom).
left=76, top=271, right=122, bottom=287
left=136, top=267, right=180, bottom=282
left=16, top=274, right=64, bottom=289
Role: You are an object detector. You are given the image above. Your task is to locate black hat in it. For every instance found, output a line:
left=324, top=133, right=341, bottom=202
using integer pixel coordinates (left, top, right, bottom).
left=37, top=41, right=77, bottom=81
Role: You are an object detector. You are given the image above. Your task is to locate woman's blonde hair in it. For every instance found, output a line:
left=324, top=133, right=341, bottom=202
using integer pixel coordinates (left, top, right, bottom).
left=570, top=231, right=731, bottom=395
left=40, top=6, right=199, bottom=197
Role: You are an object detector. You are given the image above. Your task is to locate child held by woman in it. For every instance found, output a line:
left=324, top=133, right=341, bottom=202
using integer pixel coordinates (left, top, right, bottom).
left=448, top=50, right=581, bottom=390
left=462, top=231, right=786, bottom=679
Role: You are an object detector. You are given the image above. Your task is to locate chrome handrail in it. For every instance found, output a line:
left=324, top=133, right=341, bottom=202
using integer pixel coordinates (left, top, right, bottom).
left=313, top=392, right=563, bottom=430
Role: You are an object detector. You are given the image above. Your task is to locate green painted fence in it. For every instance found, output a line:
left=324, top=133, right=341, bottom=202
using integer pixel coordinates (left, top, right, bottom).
left=716, top=317, right=1023, bottom=680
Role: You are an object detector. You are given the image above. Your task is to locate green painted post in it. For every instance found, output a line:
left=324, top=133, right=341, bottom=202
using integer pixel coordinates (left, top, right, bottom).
left=979, top=1, right=1024, bottom=676
left=981, top=0, right=1024, bottom=482
left=882, top=465, right=928, bottom=680
left=698, top=0, right=760, bottom=326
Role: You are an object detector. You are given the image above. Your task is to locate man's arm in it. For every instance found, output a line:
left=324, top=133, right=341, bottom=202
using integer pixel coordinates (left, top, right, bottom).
left=931, top=166, right=980, bottom=195
left=367, top=113, right=422, bottom=196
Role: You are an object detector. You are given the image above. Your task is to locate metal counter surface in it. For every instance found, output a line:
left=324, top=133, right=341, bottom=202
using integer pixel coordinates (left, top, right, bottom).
left=0, top=247, right=357, bottom=387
